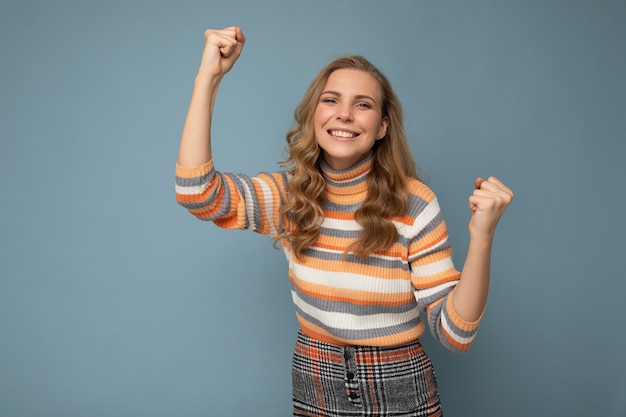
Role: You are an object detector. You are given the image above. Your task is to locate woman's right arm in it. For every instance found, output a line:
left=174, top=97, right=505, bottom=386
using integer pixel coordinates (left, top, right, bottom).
left=175, top=27, right=285, bottom=236
left=177, top=27, right=246, bottom=167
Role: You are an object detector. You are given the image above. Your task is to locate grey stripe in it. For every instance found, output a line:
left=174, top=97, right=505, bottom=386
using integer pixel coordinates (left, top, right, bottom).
left=319, top=226, right=361, bottom=239
left=291, top=281, right=417, bottom=316
left=441, top=306, right=477, bottom=339
left=428, top=296, right=477, bottom=353
left=225, top=173, right=259, bottom=230
left=302, top=246, right=409, bottom=271
left=175, top=169, right=215, bottom=187
left=412, top=211, right=444, bottom=241
left=324, top=200, right=362, bottom=213
left=428, top=298, right=447, bottom=344
left=264, top=171, right=288, bottom=233
left=405, top=193, right=430, bottom=218
left=294, top=304, right=423, bottom=341
left=409, top=238, right=452, bottom=263
left=178, top=172, right=233, bottom=219
left=324, top=174, right=367, bottom=189
left=414, top=283, right=456, bottom=311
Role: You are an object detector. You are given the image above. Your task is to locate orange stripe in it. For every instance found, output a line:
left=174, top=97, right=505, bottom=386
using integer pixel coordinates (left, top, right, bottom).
left=410, top=223, right=449, bottom=253
left=312, top=240, right=407, bottom=260
left=442, top=327, right=471, bottom=352
left=412, top=271, right=460, bottom=289
left=292, top=278, right=413, bottom=307
left=175, top=160, right=213, bottom=178
left=296, top=256, right=406, bottom=277
left=297, top=313, right=426, bottom=347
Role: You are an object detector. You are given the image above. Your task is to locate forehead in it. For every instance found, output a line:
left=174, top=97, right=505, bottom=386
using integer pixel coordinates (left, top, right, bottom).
left=323, top=69, right=382, bottom=100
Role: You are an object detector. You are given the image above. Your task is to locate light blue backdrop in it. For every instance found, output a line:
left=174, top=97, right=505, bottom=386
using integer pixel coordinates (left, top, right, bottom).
left=1, top=1, right=625, bottom=416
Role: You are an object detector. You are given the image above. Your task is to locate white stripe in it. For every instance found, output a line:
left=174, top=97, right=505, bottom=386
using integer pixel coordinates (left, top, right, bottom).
left=175, top=183, right=209, bottom=195
left=322, top=217, right=362, bottom=231
left=292, top=290, right=420, bottom=331
left=441, top=312, right=476, bottom=345
left=411, top=257, right=457, bottom=277
left=323, top=216, right=433, bottom=236
left=414, top=280, right=458, bottom=300
left=252, top=177, right=277, bottom=236
left=310, top=244, right=404, bottom=266
left=291, top=262, right=411, bottom=295
left=236, top=175, right=256, bottom=231
left=409, top=237, right=450, bottom=260
left=407, top=198, right=441, bottom=235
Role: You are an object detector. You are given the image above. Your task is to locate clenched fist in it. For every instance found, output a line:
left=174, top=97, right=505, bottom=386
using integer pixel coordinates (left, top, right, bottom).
left=468, top=176, right=514, bottom=239
left=198, top=26, right=246, bottom=78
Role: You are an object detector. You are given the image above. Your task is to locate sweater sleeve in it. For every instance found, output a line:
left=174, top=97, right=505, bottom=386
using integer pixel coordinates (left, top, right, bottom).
left=175, top=160, right=287, bottom=236
left=408, top=189, right=482, bottom=354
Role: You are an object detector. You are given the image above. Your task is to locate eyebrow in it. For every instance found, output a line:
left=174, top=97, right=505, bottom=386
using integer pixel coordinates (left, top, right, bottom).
left=321, top=90, right=377, bottom=103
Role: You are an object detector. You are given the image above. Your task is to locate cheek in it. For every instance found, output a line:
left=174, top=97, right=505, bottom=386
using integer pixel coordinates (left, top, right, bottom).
left=312, top=107, right=322, bottom=126
left=313, top=108, right=332, bottom=129
left=361, top=113, right=383, bottom=130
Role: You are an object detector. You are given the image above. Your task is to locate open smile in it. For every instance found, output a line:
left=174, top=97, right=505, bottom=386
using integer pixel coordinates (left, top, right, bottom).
left=327, top=129, right=360, bottom=139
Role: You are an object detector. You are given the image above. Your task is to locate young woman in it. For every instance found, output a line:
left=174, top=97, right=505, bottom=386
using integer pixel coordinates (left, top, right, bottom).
left=176, top=26, right=513, bottom=417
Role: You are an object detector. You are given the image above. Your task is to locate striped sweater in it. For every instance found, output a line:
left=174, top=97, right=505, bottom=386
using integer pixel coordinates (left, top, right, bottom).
left=175, top=154, right=482, bottom=353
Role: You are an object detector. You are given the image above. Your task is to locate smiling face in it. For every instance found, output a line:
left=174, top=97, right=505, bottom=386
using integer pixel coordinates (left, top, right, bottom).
left=313, top=69, right=389, bottom=171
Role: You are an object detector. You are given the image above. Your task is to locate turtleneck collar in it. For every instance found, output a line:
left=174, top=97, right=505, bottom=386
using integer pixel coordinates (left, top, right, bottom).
left=320, top=153, right=373, bottom=196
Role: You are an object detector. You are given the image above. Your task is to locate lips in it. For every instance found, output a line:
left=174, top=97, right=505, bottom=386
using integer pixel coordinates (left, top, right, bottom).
left=328, top=129, right=359, bottom=138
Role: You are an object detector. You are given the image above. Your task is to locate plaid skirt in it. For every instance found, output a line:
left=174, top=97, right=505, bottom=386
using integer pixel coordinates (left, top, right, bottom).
left=292, top=331, right=443, bottom=417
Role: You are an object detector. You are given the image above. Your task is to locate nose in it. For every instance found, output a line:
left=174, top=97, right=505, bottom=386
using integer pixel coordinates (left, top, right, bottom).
left=336, top=103, right=353, bottom=121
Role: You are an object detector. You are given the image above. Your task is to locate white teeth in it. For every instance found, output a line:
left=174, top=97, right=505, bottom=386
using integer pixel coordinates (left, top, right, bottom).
left=329, top=130, right=356, bottom=138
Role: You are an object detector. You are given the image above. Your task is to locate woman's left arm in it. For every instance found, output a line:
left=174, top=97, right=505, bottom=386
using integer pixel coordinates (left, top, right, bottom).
left=452, top=177, right=514, bottom=322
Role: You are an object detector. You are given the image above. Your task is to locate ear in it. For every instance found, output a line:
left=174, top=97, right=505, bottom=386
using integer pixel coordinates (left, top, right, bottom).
left=377, top=116, right=389, bottom=140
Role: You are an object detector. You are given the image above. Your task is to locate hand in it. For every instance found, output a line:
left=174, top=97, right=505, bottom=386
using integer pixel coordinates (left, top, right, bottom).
left=198, top=26, right=246, bottom=78
left=468, top=176, right=514, bottom=239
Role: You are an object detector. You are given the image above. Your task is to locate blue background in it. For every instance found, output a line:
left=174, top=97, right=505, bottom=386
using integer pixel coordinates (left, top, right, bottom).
left=1, top=1, right=625, bottom=416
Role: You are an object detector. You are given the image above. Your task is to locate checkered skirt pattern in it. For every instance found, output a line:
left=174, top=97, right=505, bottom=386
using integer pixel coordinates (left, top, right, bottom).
left=292, top=331, right=443, bottom=417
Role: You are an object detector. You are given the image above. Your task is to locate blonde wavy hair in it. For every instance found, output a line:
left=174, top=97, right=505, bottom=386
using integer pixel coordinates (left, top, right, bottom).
left=277, top=55, right=418, bottom=259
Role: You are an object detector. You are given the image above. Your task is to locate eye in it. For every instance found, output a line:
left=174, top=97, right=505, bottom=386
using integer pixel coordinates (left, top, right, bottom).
left=356, top=102, right=373, bottom=109
left=321, top=97, right=337, bottom=104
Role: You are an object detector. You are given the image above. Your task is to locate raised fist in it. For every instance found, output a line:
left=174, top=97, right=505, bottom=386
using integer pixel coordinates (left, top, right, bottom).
left=199, top=26, right=246, bottom=78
